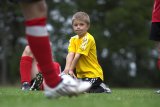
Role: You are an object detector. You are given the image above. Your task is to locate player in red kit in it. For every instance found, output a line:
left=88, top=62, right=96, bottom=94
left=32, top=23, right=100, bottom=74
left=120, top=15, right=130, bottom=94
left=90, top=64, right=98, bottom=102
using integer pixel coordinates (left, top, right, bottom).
left=20, top=45, right=61, bottom=91
left=150, top=0, right=160, bottom=94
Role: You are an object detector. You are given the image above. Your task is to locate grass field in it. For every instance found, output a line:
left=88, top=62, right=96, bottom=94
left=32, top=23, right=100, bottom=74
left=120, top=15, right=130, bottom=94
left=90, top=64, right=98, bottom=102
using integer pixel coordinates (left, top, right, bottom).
left=0, top=87, right=160, bottom=107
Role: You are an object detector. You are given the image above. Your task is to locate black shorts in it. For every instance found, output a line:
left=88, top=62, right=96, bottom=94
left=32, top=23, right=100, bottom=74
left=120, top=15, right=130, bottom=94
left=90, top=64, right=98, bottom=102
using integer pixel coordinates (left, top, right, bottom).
left=8, top=0, right=41, bottom=3
left=150, top=22, right=160, bottom=41
left=80, top=77, right=108, bottom=93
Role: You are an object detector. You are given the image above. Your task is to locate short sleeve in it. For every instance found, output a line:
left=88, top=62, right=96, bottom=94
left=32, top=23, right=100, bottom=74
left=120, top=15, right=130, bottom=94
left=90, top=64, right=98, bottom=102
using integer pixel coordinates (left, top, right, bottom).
left=68, top=37, right=76, bottom=53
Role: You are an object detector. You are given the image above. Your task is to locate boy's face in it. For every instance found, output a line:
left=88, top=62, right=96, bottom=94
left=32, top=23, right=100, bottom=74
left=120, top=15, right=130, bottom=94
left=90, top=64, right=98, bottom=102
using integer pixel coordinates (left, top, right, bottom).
left=72, top=19, right=89, bottom=36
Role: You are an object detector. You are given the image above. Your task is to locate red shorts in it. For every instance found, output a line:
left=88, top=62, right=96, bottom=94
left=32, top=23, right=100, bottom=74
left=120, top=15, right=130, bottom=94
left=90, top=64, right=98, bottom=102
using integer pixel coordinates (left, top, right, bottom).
left=9, top=0, right=42, bottom=3
left=150, top=22, right=160, bottom=41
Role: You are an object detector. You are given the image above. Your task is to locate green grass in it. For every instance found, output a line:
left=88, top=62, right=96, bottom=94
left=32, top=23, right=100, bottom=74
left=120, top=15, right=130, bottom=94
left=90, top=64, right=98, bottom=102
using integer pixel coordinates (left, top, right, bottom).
left=0, top=87, right=160, bottom=107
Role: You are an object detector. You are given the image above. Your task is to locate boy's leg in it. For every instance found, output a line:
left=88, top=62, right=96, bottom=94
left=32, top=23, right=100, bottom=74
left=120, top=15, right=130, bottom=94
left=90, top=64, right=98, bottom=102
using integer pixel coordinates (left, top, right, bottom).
left=20, top=0, right=61, bottom=88
left=150, top=22, right=160, bottom=93
left=156, top=42, right=160, bottom=69
left=20, top=56, right=33, bottom=85
left=20, top=45, right=44, bottom=91
left=30, top=55, right=43, bottom=91
left=99, top=82, right=112, bottom=93
left=81, top=78, right=111, bottom=93
left=20, top=46, right=34, bottom=90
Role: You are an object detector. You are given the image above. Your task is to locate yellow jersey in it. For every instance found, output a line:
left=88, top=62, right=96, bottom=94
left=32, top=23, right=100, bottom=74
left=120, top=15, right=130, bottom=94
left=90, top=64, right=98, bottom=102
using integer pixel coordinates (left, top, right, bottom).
left=68, top=32, right=104, bottom=80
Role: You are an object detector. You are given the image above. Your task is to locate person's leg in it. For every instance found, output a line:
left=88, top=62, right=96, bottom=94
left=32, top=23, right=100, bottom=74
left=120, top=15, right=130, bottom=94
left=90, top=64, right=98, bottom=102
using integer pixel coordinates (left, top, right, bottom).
left=20, top=0, right=61, bottom=88
left=80, top=78, right=100, bottom=93
left=150, top=22, right=160, bottom=93
left=53, top=62, right=61, bottom=75
left=99, top=82, right=111, bottom=93
left=31, top=60, right=39, bottom=79
left=40, top=62, right=61, bottom=91
left=20, top=45, right=43, bottom=91
left=155, top=42, right=160, bottom=94
left=29, top=56, right=43, bottom=91
left=156, top=42, right=160, bottom=69
left=20, top=46, right=33, bottom=90
left=81, top=78, right=111, bottom=93
left=150, top=22, right=160, bottom=69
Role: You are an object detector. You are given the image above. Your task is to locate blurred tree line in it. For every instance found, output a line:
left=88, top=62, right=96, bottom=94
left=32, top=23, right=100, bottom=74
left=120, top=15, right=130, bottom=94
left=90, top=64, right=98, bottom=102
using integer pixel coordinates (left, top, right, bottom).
left=0, top=0, right=159, bottom=87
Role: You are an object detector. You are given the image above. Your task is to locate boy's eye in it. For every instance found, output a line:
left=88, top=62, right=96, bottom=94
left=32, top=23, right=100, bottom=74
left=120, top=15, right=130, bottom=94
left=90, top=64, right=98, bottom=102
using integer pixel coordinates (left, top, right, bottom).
left=73, top=23, right=84, bottom=27
left=80, top=23, right=84, bottom=26
left=74, top=24, right=78, bottom=26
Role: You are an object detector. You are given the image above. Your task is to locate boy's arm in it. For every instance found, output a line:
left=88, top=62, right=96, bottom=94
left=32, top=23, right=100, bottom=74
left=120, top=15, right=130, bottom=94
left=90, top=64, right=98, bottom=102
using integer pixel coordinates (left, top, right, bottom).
left=68, top=53, right=81, bottom=78
left=63, top=52, right=75, bottom=74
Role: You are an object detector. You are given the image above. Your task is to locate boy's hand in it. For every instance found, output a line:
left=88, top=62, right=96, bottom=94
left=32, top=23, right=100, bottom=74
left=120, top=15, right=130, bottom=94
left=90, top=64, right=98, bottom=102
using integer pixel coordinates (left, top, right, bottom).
left=63, top=69, right=69, bottom=74
left=61, top=69, right=77, bottom=79
left=68, top=70, right=77, bottom=79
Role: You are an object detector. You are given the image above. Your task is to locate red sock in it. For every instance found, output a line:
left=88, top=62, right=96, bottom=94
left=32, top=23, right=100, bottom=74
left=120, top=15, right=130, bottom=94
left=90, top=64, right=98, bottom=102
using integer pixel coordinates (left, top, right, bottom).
left=20, top=56, right=33, bottom=84
left=25, top=17, right=61, bottom=88
left=53, top=62, right=61, bottom=75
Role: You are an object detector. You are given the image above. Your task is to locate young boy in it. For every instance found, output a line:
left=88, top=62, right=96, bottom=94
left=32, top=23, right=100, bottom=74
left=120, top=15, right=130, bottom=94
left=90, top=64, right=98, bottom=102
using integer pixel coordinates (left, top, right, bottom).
left=20, top=45, right=61, bottom=91
left=63, top=11, right=111, bottom=93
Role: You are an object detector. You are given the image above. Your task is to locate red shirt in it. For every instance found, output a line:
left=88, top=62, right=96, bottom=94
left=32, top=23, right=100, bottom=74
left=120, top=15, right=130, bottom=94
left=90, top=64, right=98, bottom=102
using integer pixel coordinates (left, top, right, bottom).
left=152, top=0, right=160, bottom=22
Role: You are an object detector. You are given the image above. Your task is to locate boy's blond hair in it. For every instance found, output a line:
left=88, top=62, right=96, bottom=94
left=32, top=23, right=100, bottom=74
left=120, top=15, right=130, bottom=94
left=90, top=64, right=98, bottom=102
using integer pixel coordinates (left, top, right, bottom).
left=72, top=12, right=90, bottom=26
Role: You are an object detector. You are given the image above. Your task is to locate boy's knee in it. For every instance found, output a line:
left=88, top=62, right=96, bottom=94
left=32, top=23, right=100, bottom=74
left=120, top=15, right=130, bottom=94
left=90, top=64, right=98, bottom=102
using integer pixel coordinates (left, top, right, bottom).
left=23, top=45, right=33, bottom=57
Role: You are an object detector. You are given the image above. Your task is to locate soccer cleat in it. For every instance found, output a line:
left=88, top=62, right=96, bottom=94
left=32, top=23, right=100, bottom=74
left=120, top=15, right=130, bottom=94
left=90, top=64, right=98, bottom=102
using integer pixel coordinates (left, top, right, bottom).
left=21, top=82, right=30, bottom=91
left=44, top=74, right=91, bottom=99
left=100, top=83, right=112, bottom=93
left=30, top=72, right=43, bottom=91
